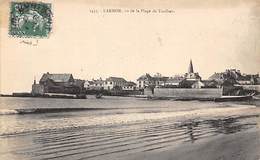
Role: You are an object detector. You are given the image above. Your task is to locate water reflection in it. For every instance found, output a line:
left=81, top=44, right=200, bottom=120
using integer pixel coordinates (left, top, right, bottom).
left=3, top=115, right=256, bottom=160
left=180, top=115, right=258, bottom=143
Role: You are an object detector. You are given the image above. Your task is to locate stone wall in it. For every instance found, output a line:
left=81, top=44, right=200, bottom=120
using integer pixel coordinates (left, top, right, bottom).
left=145, top=88, right=223, bottom=98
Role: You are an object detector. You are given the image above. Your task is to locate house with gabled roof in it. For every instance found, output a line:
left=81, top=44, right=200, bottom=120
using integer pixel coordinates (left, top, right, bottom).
left=103, top=76, right=128, bottom=90
left=209, top=69, right=259, bottom=85
left=153, top=73, right=169, bottom=87
left=84, top=78, right=104, bottom=90
left=35, top=72, right=84, bottom=94
left=165, top=76, right=185, bottom=87
left=39, top=72, right=74, bottom=85
left=137, top=73, right=154, bottom=89
left=122, top=81, right=137, bottom=91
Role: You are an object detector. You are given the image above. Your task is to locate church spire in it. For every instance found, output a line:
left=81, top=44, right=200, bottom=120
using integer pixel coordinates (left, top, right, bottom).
left=33, top=76, right=36, bottom=84
left=188, top=59, right=194, bottom=73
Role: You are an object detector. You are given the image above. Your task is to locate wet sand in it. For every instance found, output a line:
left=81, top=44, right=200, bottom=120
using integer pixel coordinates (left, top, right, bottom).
left=2, top=108, right=259, bottom=160
left=123, top=128, right=260, bottom=160
left=121, top=104, right=260, bottom=160
left=1, top=97, right=260, bottom=160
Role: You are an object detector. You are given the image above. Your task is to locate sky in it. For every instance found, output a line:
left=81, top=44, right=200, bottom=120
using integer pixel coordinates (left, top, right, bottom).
left=1, top=0, right=260, bottom=94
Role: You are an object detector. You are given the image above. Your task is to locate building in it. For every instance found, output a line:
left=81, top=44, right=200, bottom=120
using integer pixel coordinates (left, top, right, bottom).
left=32, top=72, right=85, bottom=94
left=136, top=73, right=154, bottom=89
left=84, top=80, right=94, bottom=89
left=84, top=78, right=104, bottom=90
left=178, top=79, right=197, bottom=88
left=103, top=77, right=127, bottom=90
left=153, top=73, right=169, bottom=87
left=202, top=80, right=219, bottom=88
left=122, top=81, right=137, bottom=91
left=184, top=60, right=201, bottom=81
left=92, top=79, right=104, bottom=90
left=31, top=79, right=44, bottom=95
left=74, top=79, right=85, bottom=92
left=164, top=76, right=185, bottom=87
left=137, top=60, right=201, bottom=89
left=209, top=69, right=259, bottom=85
left=189, top=80, right=219, bottom=89
left=39, top=72, right=74, bottom=86
left=191, top=81, right=205, bottom=89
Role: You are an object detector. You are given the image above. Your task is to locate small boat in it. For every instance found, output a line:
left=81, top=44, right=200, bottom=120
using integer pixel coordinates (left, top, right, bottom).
left=95, top=93, right=103, bottom=99
left=214, top=95, right=253, bottom=102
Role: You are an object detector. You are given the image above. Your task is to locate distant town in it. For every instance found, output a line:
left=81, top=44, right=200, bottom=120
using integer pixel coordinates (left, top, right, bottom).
left=4, top=59, right=260, bottom=100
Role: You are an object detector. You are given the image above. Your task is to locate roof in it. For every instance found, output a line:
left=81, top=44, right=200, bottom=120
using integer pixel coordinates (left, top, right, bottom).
left=166, top=76, right=185, bottom=83
left=40, top=73, right=73, bottom=83
left=93, top=79, right=104, bottom=85
left=185, top=72, right=201, bottom=79
left=106, top=77, right=127, bottom=82
left=85, top=80, right=94, bottom=85
left=153, top=77, right=169, bottom=81
left=137, top=73, right=153, bottom=81
left=209, top=73, right=223, bottom=80
left=188, top=59, right=194, bottom=73
left=74, top=79, right=85, bottom=86
left=180, top=80, right=197, bottom=88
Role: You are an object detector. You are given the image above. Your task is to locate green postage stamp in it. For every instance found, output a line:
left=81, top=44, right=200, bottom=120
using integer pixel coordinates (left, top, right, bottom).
left=9, top=1, right=52, bottom=38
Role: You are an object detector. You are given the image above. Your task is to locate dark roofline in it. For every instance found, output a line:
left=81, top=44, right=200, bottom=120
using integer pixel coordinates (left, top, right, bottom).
left=106, top=77, right=127, bottom=82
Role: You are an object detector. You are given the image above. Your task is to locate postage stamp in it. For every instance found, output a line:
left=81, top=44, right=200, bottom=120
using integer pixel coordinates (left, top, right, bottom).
left=9, top=1, right=52, bottom=38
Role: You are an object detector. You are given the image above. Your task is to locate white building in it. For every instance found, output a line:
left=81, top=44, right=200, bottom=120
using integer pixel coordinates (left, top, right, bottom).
left=103, top=77, right=127, bottom=90
left=122, top=82, right=137, bottom=91
left=84, top=79, right=104, bottom=90
left=136, top=73, right=154, bottom=89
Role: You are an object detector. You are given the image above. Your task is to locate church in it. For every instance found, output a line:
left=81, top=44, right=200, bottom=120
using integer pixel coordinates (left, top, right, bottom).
left=184, top=60, right=201, bottom=81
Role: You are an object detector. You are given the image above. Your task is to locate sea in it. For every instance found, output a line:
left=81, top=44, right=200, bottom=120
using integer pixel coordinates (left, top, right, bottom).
left=0, top=96, right=259, bottom=160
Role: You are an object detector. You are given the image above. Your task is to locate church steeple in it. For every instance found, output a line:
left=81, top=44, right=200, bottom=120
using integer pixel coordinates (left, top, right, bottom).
left=188, top=59, right=194, bottom=73
left=33, top=76, right=36, bottom=84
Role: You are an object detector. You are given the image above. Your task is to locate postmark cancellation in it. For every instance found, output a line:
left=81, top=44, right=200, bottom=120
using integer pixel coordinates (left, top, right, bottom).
left=9, top=1, right=52, bottom=38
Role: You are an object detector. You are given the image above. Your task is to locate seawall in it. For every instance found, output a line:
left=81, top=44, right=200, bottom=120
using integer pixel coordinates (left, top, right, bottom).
left=145, top=88, right=223, bottom=99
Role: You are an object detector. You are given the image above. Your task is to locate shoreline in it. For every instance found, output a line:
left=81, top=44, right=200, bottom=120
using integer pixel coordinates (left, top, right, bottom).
left=1, top=93, right=259, bottom=102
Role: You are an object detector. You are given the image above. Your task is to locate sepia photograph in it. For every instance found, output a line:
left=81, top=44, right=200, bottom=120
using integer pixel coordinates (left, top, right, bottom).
left=1, top=0, right=260, bottom=160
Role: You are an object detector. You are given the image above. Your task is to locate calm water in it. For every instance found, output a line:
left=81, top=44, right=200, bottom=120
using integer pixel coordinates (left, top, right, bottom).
left=0, top=96, right=259, bottom=160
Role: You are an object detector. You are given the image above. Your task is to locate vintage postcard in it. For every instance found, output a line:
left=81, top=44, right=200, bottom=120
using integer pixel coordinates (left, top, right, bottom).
left=0, top=0, right=260, bottom=160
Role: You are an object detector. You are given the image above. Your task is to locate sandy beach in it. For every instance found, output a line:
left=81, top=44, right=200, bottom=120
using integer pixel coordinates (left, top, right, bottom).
left=123, top=126, right=260, bottom=160
left=0, top=97, right=260, bottom=160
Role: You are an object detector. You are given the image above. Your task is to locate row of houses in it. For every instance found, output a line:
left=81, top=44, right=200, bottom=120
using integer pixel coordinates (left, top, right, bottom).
left=84, top=77, right=137, bottom=91
left=208, top=69, right=260, bottom=85
left=137, top=60, right=206, bottom=89
left=32, top=73, right=138, bottom=95
left=32, top=60, right=260, bottom=95
left=136, top=61, right=260, bottom=89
